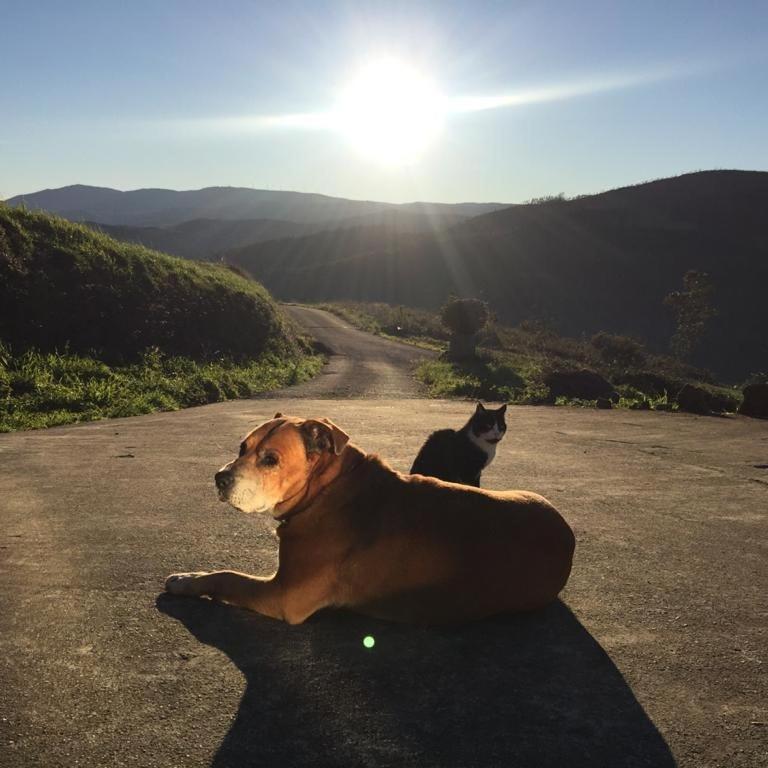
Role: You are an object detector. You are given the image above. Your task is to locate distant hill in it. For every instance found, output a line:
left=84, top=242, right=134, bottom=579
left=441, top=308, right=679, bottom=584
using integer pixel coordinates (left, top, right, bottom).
left=85, top=218, right=317, bottom=260
left=5, top=184, right=508, bottom=228
left=85, top=208, right=466, bottom=261
left=0, top=204, right=299, bottom=362
left=224, top=171, right=768, bottom=380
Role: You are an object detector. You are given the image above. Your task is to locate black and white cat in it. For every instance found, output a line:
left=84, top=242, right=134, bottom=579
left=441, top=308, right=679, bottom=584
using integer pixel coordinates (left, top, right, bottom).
left=409, top=403, right=508, bottom=487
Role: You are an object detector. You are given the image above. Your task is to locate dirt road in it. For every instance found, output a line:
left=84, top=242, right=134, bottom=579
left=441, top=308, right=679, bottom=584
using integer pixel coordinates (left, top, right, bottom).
left=277, top=304, right=436, bottom=398
left=1, top=313, right=766, bottom=768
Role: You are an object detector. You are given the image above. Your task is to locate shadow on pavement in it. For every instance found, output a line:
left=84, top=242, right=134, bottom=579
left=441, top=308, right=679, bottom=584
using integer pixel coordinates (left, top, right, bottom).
left=157, top=595, right=674, bottom=768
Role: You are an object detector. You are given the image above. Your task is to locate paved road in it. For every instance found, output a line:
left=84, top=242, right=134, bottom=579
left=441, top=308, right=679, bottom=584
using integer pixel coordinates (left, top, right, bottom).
left=1, top=324, right=767, bottom=767
left=276, top=304, right=436, bottom=398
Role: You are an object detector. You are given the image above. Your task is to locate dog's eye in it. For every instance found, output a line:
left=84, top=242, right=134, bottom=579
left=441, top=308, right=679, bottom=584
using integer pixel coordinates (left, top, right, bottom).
left=260, top=454, right=279, bottom=467
left=239, top=442, right=247, bottom=457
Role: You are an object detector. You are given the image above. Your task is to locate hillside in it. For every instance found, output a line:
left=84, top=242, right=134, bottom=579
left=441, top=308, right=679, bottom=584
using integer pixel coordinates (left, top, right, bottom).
left=6, top=184, right=508, bottom=228
left=0, top=204, right=322, bottom=430
left=224, top=171, right=768, bottom=380
left=85, top=208, right=465, bottom=261
left=0, top=204, right=299, bottom=362
left=86, top=218, right=317, bottom=260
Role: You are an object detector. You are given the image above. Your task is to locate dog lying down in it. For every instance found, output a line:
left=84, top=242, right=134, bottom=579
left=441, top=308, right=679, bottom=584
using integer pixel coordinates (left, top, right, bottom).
left=165, top=414, right=575, bottom=625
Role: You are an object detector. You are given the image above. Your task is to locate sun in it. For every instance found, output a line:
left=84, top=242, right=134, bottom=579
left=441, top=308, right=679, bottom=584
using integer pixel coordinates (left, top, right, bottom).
left=334, top=59, right=445, bottom=166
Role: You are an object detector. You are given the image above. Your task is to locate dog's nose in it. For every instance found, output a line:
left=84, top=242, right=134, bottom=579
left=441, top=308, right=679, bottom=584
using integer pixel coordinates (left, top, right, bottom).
left=215, top=470, right=234, bottom=491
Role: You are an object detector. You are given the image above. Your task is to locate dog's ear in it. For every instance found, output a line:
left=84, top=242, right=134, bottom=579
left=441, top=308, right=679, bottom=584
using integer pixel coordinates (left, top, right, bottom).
left=476, top=402, right=486, bottom=412
left=301, top=418, right=350, bottom=456
left=273, top=412, right=283, bottom=419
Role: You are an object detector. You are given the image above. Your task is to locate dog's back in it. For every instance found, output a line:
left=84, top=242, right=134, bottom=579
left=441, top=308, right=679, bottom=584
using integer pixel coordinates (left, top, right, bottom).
left=330, top=456, right=575, bottom=623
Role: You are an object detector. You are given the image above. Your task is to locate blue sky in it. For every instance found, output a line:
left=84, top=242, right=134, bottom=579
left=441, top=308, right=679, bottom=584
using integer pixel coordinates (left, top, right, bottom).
left=2, top=0, right=767, bottom=202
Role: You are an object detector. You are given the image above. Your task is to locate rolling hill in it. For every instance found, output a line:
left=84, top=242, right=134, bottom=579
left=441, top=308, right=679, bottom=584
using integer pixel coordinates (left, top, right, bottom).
left=84, top=208, right=467, bottom=261
left=85, top=217, right=317, bottom=260
left=0, top=204, right=300, bottom=362
left=224, top=170, right=768, bottom=380
left=5, top=184, right=508, bottom=228
left=0, top=204, right=324, bottom=430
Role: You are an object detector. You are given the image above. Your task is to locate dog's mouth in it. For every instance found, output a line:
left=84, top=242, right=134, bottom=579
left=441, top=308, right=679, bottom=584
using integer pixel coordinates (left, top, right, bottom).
left=486, top=437, right=502, bottom=444
left=216, top=488, right=272, bottom=515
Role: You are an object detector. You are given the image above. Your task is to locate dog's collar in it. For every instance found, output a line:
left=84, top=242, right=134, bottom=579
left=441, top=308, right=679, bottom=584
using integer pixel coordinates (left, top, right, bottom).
left=274, top=452, right=365, bottom=526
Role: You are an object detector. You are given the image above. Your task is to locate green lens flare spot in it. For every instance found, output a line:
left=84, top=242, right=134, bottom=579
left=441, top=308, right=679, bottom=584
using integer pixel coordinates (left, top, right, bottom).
left=363, top=635, right=375, bottom=649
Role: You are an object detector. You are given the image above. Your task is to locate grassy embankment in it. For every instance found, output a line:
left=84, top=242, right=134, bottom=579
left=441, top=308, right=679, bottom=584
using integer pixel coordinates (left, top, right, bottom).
left=0, top=205, right=322, bottom=431
left=316, top=301, right=739, bottom=410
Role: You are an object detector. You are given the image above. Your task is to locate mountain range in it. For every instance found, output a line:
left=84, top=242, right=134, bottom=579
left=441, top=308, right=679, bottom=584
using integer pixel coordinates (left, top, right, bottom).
left=222, top=171, right=767, bottom=381
left=5, top=171, right=766, bottom=379
left=6, top=184, right=504, bottom=259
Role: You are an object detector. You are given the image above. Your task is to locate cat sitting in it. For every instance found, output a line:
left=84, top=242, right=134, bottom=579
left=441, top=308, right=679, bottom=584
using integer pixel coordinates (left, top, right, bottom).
left=410, top=403, right=507, bottom=487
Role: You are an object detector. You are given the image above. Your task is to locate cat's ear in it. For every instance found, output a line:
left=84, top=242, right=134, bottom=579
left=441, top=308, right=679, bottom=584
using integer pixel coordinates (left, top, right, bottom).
left=498, top=404, right=507, bottom=414
left=475, top=402, right=486, bottom=412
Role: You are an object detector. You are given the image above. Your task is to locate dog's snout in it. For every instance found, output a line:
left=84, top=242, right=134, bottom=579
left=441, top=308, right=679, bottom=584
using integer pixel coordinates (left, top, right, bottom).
left=215, top=470, right=234, bottom=491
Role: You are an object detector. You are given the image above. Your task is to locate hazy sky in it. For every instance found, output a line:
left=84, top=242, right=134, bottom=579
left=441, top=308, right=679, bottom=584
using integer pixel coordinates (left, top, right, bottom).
left=2, top=0, right=767, bottom=203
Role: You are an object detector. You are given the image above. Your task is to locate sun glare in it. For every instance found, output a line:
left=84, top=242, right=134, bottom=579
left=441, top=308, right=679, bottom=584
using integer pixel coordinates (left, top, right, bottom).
left=334, top=59, right=445, bottom=166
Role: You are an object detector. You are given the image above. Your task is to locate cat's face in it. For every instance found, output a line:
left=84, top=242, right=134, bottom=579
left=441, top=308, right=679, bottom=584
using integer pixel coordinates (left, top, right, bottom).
left=470, top=403, right=507, bottom=444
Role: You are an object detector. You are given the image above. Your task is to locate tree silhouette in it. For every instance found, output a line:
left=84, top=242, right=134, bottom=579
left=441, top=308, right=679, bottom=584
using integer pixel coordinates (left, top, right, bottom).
left=664, top=271, right=717, bottom=361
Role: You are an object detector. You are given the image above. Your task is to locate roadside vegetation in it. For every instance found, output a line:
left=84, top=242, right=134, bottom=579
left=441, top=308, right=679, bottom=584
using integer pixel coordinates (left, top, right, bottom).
left=315, top=301, right=741, bottom=412
left=0, top=205, right=321, bottom=431
left=0, top=346, right=322, bottom=432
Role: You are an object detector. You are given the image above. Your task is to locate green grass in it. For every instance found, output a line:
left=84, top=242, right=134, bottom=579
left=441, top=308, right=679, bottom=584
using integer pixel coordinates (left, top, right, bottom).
left=1, top=204, right=298, bottom=361
left=317, top=301, right=741, bottom=411
left=0, top=344, right=324, bottom=432
left=0, top=205, right=324, bottom=431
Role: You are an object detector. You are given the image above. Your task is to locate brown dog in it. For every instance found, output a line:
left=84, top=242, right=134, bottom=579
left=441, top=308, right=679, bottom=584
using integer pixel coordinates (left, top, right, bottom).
left=165, top=414, right=575, bottom=624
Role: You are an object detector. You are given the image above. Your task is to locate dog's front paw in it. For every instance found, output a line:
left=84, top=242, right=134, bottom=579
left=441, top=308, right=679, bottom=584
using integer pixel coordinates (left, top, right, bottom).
left=165, top=571, right=210, bottom=596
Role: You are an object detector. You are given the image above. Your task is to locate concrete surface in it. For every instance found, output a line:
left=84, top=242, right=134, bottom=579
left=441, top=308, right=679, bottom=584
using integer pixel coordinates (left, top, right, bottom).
left=1, top=400, right=767, bottom=767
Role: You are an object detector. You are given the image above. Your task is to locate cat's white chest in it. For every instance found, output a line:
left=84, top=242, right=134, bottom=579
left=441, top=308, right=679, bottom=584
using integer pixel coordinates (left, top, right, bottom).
left=469, top=429, right=501, bottom=468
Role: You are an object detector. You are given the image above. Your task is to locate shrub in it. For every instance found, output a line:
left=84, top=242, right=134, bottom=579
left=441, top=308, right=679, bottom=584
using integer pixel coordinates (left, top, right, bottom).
left=441, top=298, right=489, bottom=337
left=590, top=332, right=648, bottom=368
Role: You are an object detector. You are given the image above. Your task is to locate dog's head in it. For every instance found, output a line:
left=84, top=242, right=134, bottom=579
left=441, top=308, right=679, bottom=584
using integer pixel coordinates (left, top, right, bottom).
left=214, top=413, right=350, bottom=516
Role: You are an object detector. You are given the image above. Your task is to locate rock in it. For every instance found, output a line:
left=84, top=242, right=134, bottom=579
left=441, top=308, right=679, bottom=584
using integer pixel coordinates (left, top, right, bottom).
left=544, top=370, right=614, bottom=400
left=676, top=384, right=739, bottom=415
left=676, top=384, right=711, bottom=415
left=596, top=397, right=612, bottom=409
left=738, top=383, right=768, bottom=419
left=705, top=390, right=740, bottom=413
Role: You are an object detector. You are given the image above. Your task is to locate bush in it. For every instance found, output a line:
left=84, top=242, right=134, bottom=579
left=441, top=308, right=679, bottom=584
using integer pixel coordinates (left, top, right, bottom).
left=590, top=332, right=648, bottom=368
left=441, top=298, right=489, bottom=336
